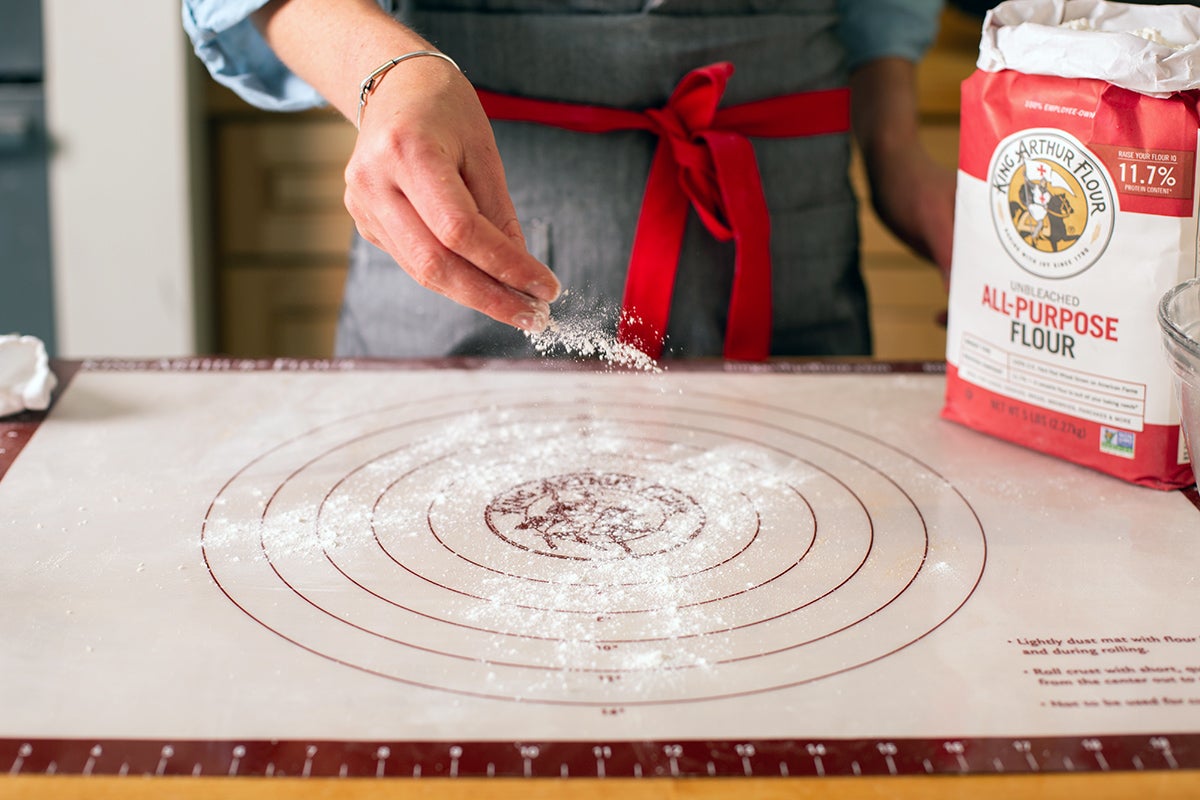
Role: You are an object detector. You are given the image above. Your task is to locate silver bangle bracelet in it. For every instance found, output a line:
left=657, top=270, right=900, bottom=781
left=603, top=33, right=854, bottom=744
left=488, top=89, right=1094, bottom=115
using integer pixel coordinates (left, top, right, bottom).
left=356, top=50, right=462, bottom=128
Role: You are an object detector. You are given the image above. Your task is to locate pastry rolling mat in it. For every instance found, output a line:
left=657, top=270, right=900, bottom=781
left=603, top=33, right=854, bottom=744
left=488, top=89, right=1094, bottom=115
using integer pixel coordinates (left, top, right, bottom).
left=1, top=359, right=1198, bottom=780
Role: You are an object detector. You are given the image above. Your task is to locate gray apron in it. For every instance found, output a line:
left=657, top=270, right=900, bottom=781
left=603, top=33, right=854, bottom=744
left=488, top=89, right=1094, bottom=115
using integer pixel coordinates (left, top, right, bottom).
left=335, top=0, right=868, bottom=359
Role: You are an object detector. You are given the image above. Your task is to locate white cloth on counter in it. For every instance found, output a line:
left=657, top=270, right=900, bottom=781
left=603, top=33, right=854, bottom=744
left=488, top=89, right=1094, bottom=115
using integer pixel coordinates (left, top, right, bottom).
left=978, top=0, right=1200, bottom=97
left=0, top=335, right=56, bottom=418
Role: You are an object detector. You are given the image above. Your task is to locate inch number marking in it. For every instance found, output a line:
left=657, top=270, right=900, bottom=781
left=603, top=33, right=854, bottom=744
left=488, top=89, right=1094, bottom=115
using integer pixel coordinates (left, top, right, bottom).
left=877, top=742, right=898, bottom=776
left=736, top=743, right=756, bottom=776
left=663, top=744, right=683, bottom=777
left=593, top=745, right=610, bottom=778
left=943, top=740, right=969, bottom=772
left=1151, top=736, right=1179, bottom=770
left=302, top=745, right=317, bottom=779
left=228, top=745, right=246, bottom=777
left=518, top=744, right=540, bottom=778
left=1013, top=739, right=1039, bottom=771
left=9, top=743, right=32, bottom=776
left=83, top=745, right=102, bottom=777
left=806, top=743, right=826, bottom=777
left=1081, top=738, right=1109, bottom=771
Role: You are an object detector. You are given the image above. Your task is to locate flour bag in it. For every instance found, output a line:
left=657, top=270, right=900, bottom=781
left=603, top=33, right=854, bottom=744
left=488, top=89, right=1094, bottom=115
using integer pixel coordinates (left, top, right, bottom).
left=942, top=0, right=1200, bottom=488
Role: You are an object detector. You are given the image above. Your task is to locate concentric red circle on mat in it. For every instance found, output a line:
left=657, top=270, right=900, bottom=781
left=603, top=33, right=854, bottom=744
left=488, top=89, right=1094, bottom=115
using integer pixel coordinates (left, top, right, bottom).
left=201, top=383, right=985, bottom=705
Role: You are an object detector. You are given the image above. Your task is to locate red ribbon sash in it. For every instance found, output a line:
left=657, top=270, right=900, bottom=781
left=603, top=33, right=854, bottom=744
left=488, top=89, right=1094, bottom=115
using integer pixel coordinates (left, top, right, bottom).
left=477, top=62, right=850, bottom=361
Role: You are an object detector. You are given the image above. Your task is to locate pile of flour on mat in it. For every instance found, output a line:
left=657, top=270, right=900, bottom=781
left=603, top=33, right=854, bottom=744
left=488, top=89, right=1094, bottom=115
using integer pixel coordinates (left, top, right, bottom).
left=431, top=420, right=809, bottom=693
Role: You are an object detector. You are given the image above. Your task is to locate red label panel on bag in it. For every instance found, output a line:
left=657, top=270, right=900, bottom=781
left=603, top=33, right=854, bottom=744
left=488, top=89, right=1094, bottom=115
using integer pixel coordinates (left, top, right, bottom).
left=942, top=365, right=1194, bottom=490
left=1093, top=144, right=1196, bottom=211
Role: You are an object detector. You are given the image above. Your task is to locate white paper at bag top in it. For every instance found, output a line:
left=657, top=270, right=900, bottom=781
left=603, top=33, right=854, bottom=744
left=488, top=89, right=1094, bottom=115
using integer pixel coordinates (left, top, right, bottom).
left=978, top=0, right=1200, bottom=97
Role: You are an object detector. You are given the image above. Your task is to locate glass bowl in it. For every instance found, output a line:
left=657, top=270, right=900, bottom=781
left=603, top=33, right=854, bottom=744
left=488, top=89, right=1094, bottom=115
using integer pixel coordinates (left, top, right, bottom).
left=1158, top=277, right=1200, bottom=488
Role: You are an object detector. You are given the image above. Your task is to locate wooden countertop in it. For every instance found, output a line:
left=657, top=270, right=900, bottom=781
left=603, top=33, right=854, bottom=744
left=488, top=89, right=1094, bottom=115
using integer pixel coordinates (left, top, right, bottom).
left=4, top=772, right=1200, bottom=799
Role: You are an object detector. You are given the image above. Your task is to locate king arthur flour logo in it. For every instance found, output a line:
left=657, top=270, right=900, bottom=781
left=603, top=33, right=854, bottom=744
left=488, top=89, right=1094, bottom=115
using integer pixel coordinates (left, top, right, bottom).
left=989, top=129, right=1115, bottom=279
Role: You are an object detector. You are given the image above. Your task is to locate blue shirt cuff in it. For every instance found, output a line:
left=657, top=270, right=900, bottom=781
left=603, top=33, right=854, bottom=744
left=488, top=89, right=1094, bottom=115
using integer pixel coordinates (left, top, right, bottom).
left=182, top=0, right=327, bottom=111
left=838, top=0, right=943, bottom=71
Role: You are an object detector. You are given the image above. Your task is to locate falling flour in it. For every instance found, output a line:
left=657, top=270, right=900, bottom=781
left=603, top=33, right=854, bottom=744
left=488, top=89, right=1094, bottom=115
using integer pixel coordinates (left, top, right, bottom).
left=525, top=299, right=662, bottom=373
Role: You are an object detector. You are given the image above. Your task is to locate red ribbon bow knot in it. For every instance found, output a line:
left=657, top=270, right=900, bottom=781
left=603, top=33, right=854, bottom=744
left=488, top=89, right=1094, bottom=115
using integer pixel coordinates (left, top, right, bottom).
left=478, top=62, right=850, bottom=361
left=641, top=63, right=734, bottom=239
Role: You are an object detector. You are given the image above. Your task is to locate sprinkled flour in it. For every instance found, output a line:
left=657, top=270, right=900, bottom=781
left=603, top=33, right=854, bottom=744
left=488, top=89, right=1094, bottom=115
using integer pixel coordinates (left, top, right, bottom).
left=201, top=403, right=819, bottom=693
left=526, top=296, right=662, bottom=373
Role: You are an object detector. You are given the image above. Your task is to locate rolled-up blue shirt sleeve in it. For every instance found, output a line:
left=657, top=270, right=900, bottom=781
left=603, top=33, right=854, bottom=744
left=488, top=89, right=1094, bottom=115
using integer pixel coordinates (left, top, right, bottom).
left=838, top=0, right=943, bottom=71
left=182, top=0, right=327, bottom=111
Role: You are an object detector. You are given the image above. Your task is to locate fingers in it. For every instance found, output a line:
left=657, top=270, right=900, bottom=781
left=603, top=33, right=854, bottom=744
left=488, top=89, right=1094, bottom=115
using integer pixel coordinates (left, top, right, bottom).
left=401, top=148, right=561, bottom=304
left=345, top=178, right=552, bottom=332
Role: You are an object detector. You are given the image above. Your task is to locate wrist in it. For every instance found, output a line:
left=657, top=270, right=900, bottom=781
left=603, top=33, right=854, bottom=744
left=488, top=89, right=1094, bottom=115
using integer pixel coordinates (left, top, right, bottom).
left=356, top=50, right=462, bottom=128
left=252, top=0, right=441, bottom=121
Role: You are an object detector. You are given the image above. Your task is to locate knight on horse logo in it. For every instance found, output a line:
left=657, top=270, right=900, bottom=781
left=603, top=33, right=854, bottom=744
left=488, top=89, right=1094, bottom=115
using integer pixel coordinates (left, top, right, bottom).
left=988, top=128, right=1115, bottom=280
left=1013, top=158, right=1080, bottom=252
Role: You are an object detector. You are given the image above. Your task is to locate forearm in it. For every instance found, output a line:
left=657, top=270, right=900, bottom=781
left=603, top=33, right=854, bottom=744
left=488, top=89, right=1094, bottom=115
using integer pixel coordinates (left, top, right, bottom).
left=251, top=0, right=440, bottom=122
left=848, top=56, right=956, bottom=276
left=251, top=0, right=558, bottom=329
left=849, top=56, right=922, bottom=177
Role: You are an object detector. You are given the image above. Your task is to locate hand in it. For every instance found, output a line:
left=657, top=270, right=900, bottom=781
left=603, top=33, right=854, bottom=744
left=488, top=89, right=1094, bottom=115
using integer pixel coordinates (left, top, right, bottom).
left=867, top=143, right=956, bottom=287
left=345, top=57, right=560, bottom=330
